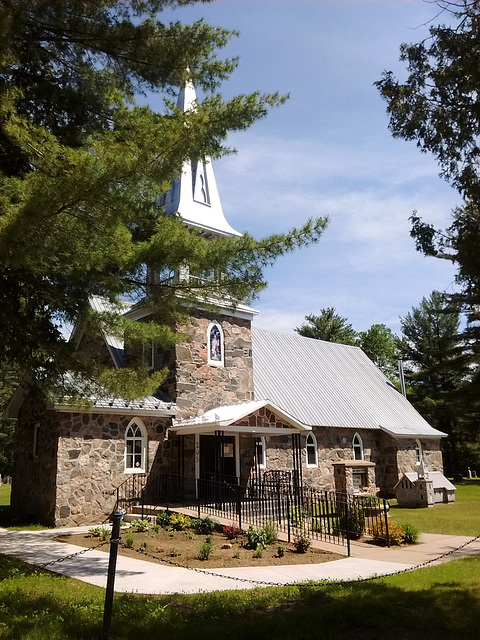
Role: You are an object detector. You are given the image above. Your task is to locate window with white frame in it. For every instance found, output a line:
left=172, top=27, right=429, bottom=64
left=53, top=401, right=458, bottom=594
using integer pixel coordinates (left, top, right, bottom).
left=306, top=433, right=318, bottom=467
left=207, top=322, right=224, bottom=366
left=125, top=419, right=147, bottom=473
left=414, top=439, right=423, bottom=465
left=254, top=436, right=266, bottom=468
left=353, top=433, right=364, bottom=460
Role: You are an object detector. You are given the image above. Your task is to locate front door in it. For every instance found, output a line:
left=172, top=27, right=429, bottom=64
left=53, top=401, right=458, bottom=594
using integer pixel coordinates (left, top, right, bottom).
left=199, top=435, right=237, bottom=482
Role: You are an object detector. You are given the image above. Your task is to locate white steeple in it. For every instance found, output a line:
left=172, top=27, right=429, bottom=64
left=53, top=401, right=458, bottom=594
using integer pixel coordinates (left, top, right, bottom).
left=161, top=81, right=242, bottom=238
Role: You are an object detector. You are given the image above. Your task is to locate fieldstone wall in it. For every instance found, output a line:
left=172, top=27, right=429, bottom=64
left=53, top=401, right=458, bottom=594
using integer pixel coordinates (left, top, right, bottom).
left=55, top=412, right=171, bottom=527
left=157, top=310, right=254, bottom=417
left=11, top=390, right=59, bottom=525
left=396, top=439, right=443, bottom=475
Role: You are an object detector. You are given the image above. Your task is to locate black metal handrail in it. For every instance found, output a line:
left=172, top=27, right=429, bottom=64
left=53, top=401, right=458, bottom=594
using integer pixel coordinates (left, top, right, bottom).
left=137, top=473, right=391, bottom=552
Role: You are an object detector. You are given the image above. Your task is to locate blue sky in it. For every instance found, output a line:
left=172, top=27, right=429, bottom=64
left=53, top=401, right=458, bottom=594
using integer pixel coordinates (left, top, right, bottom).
left=160, top=0, right=460, bottom=335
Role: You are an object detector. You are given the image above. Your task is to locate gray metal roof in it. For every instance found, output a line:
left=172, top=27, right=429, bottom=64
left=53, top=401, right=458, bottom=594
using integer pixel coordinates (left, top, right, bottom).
left=252, top=328, right=446, bottom=438
left=402, top=472, right=456, bottom=491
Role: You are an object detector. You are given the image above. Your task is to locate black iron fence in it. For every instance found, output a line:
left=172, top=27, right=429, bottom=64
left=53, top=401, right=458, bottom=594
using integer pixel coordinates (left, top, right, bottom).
left=125, top=473, right=390, bottom=553
left=115, top=473, right=147, bottom=511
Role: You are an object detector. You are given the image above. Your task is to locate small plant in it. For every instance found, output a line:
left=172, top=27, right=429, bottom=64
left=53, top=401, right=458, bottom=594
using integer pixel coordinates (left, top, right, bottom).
left=88, top=526, right=110, bottom=541
left=222, top=523, right=243, bottom=539
left=253, top=544, right=264, bottom=558
left=233, top=549, right=241, bottom=559
left=293, top=534, right=311, bottom=553
left=191, top=516, right=218, bottom=534
left=130, top=519, right=150, bottom=533
left=262, top=521, right=278, bottom=545
left=156, top=511, right=171, bottom=528
left=168, top=513, right=191, bottom=531
left=245, top=526, right=268, bottom=550
left=277, top=544, right=286, bottom=558
left=140, top=541, right=148, bottom=552
left=169, top=548, right=181, bottom=557
left=402, top=523, right=420, bottom=545
left=340, top=504, right=365, bottom=540
left=124, top=532, right=135, bottom=549
left=152, top=524, right=160, bottom=534
left=198, top=542, right=214, bottom=561
left=290, top=506, right=308, bottom=528
left=372, top=521, right=405, bottom=545
left=185, top=530, right=197, bottom=540
left=205, top=534, right=212, bottom=544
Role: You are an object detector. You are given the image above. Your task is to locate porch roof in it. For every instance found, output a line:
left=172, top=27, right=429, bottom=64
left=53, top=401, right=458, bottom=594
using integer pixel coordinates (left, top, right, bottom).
left=170, top=399, right=311, bottom=435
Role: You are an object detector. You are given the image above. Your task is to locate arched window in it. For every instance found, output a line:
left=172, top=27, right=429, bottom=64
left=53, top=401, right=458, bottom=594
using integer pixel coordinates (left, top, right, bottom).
left=125, top=418, right=147, bottom=473
left=306, top=433, right=318, bottom=468
left=254, top=437, right=266, bottom=468
left=414, top=439, right=423, bottom=465
left=207, top=322, right=224, bottom=366
left=353, top=433, right=364, bottom=460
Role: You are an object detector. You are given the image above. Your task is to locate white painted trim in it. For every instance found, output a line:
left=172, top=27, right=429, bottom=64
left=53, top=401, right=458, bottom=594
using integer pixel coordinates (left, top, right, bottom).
left=306, top=433, right=318, bottom=468
left=207, top=321, right=224, bottom=367
left=353, top=432, right=364, bottom=461
left=124, top=417, right=148, bottom=474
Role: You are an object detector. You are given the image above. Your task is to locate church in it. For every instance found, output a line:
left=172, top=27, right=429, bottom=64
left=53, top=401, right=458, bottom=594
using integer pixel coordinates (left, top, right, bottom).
left=6, top=84, right=447, bottom=527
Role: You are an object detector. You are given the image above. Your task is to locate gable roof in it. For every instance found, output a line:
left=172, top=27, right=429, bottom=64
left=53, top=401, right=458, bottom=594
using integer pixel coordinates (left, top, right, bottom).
left=396, top=472, right=456, bottom=491
left=171, top=399, right=310, bottom=434
left=252, top=328, right=446, bottom=439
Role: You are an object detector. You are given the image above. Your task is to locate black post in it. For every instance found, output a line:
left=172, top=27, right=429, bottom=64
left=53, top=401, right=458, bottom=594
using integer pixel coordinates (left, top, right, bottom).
left=345, top=500, right=351, bottom=557
left=286, top=491, right=291, bottom=543
left=383, top=499, right=390, bottom=548
left=102, top=509, right=122, bottom=640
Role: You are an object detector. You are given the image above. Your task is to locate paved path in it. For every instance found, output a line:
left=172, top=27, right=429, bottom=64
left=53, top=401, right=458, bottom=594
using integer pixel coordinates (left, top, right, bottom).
left=0, top=527, right=478, bottom=595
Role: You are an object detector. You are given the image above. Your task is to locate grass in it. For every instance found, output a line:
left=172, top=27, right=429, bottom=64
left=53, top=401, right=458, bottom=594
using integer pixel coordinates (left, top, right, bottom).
left=0, top=553, right=479, bottom=639
left=389, top=481, right=480, bottom=536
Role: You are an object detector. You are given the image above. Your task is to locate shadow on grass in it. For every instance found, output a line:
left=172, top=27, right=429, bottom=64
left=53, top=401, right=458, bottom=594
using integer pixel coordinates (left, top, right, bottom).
left=1, top=558, right=480, bottom=640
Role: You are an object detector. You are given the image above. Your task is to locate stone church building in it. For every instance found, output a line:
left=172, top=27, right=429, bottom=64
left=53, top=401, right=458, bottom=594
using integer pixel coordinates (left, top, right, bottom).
left=6, top=84, right=446, bottom=527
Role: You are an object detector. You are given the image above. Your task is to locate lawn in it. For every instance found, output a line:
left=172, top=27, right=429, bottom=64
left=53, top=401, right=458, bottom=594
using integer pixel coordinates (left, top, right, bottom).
left=0, top=553, right=479, bottom=639
left=389, top=480, right=480, bottom=536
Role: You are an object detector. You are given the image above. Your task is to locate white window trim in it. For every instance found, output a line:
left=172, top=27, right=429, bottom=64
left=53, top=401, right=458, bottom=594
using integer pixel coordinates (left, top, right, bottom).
left=124, top=418, right=148, bottom=473
left=207, top=321, right=224, bottom=367
left=353, top=433, right=364, bottom=461
left=415, top=439, right=423, bottom=466
left=306, top=433, right=318, bottom=468
left=255, top=436, right=266, bottom=469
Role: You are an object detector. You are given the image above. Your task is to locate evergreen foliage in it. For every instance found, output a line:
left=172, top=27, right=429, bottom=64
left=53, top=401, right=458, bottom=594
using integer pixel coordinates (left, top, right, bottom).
left=376, top=0, right=480, bottom=412
left=295, top=308, right=357, bottom=346
left=0, top=0, right=328, bottom=399
left=398, top=291, right=479, bottom=473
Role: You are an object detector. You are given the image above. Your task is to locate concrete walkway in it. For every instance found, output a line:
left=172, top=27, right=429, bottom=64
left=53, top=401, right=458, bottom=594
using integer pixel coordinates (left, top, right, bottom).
left=0, top=526, right=478, bottom=595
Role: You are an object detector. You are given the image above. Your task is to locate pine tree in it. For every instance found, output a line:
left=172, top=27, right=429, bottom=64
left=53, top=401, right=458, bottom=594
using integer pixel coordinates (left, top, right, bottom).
left=295, top=308, right=358, bottom=345
left=0, top=1, right=328, bottom=398
left=376, top=0, right=480, bottom=411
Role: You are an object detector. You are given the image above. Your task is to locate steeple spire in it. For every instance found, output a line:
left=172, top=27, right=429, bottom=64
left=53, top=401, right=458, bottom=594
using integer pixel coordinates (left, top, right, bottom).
left=161, top=80, right=241, bottom=238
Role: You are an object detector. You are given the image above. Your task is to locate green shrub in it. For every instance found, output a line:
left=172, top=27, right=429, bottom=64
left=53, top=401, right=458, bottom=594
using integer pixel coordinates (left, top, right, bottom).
left=245, top=526, right=268, bottom=550
left=277, top=544, right=286, bottom=558
left=253, top=544, right=264, bottom=558
left=372, top=520, right=405, bottom=545
left=262, top=521, right=278, bottom=545
left=293, top=534, right=311, bottom=553
left=290, top=506, right=307, bottom=528
left=198, top=542, right=213, bottom=561
left=130, top=519, right=150, bottom=533
left=168, top=513, right=191, bottom=531
left=340, top=504, right=365, bottom=540
left=156, top=511, right=171, bottom=528
left=402, top=523, right=420, bottom=545
left=185, top=530, right=197, bottom=540
left=169, top=548, right=181, bottom=557
left=191, top=516, right=217, bottom=534
left=124, top=532, right=135, bottom=548
left=88, top=526, right=110, bottom=541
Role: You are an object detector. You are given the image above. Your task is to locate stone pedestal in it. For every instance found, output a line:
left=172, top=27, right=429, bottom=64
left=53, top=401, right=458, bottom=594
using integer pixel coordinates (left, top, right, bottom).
left=333, top=460, right=377, bottom=495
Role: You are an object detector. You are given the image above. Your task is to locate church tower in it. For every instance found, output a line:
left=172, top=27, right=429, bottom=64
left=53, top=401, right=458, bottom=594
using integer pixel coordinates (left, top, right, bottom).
left=136, top=82, right=258, bottom=418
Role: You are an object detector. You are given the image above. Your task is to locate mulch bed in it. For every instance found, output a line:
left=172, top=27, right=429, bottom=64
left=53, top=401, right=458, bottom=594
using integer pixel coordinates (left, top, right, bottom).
left=54, top=525, right=343, bottom=569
